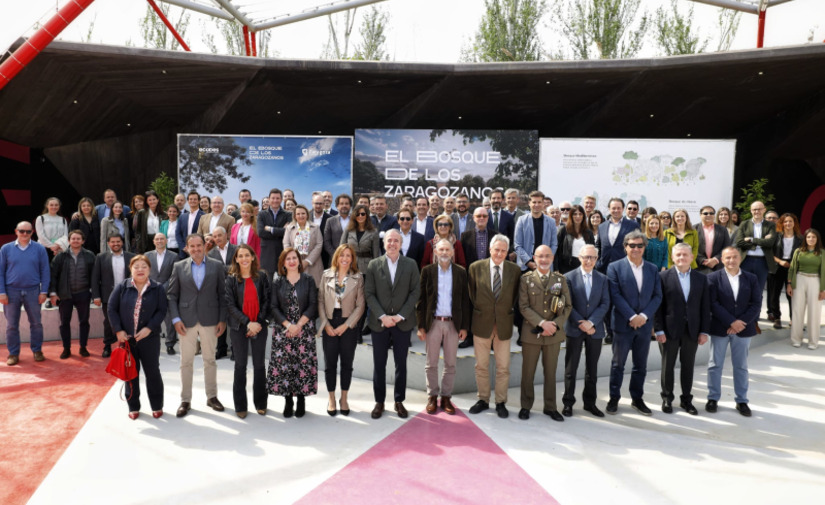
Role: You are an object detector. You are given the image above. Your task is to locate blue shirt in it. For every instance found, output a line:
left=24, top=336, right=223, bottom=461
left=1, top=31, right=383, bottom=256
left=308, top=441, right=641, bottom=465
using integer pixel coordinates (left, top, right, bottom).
left=191, top=259, right=206, bottom=290
left=435, top=264, right=453, bottom=317
left=677, top=268, right=691, bottom=302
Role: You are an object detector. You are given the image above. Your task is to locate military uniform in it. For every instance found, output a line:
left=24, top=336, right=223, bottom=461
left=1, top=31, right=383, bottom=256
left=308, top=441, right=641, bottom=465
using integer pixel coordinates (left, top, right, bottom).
left=518, top=269, right=572, bottom=413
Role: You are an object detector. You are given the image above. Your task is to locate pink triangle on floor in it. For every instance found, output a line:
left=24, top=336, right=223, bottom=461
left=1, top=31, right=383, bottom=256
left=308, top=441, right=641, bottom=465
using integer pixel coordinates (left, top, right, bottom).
left=296, top=409, right=560, bottom=505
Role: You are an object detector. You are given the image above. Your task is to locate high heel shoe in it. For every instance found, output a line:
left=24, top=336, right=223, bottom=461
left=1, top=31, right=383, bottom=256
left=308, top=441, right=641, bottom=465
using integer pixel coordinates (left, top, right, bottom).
left=152, top=410, right=163, bottom=419
left=284, top=396, right=294, bottom=418
left=327, top=399, right=338, bottom=416
left=128, top=411, right=139, bottom=420
left=295, top=395, right=305, bottom=418
left=339, top=399, right=350, bottom=416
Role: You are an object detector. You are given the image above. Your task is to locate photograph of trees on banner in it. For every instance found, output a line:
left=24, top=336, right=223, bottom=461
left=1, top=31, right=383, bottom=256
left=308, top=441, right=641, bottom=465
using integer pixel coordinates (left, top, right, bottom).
left=354, top=129, right=538, bottom=208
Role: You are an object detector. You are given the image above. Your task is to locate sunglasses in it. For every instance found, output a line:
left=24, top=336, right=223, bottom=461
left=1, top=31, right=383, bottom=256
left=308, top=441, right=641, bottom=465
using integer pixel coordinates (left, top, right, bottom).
left=436, top=223, right=451, bottom=227
left=16, top=229, right=33, bottom=234
left=397, top=217, right=412, bottom=221
left=627, top=243, right=645, bottom=249
left=702, top=212, right=715, bottom=216
left=560, top=207, right=571, bottom=212
left=356, top=212, right=367, bottom=217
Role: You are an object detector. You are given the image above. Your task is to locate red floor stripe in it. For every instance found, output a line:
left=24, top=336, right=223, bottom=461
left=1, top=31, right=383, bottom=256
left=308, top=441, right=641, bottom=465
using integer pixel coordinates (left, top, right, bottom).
left=0, top=339, right=115, bottom=505
left=296, top=408, right=560, bottom=505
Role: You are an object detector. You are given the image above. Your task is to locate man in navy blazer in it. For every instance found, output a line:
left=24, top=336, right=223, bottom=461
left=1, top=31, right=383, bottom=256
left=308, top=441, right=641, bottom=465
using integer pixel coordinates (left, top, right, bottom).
left=514, top=191, right=558, bottom=271
left=654, top=244, right=710, bottom=415
left=705, top=247, right=762, bottom=417
left=562, top=245, right=610, bottom=417
left=606, top=230, right=662, bottom=416
left=177, top=191, right=205, bottom=258
left=371, top=196, right=400, bottom=253
left=397, top=209, right=426, bottom=265
left=412, top=197, right=435, bottom=241
left=488, top=189, right=515, bottom=252
left=95, top=189, right=131, bottom=222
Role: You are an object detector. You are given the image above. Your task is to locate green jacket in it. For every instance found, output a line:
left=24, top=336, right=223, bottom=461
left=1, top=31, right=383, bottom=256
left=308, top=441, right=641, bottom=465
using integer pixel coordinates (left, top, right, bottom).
left=733, top=219, right=778, bottom=274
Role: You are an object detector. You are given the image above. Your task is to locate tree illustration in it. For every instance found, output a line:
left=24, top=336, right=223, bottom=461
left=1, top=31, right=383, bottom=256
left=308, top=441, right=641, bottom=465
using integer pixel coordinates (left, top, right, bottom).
left=178, top=136, right=252, bottom=193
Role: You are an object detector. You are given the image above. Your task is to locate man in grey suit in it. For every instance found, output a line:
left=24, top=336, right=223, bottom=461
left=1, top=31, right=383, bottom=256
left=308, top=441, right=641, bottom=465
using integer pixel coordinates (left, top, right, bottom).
left=451, top=194, right=474, bottom=240
left=364, top=229, right=420, bottom=420
left=92, top=234, right=134, bottom=358
left=205, top=226, right=235, bottom=359
left=322, top=193, right=352, bottom=261
left=145, top=233, right=177, bottom=355
left=167, top=234, right=228, bottom=418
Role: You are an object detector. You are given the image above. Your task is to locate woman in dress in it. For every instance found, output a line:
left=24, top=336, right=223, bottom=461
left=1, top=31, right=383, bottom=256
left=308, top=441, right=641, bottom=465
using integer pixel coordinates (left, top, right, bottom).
left=159, top=204, right=181, bottom=255
left=787, top=229, right=825, bottom=350
left=230, top=203, right=261, bottom=258
left=664, top=209, right=698, bottom=269
left=283, top=204, right=323, bottom=287
left=318, top=244, right=365, bottom=416
left=716, top=206, right=738, bottom=238
left=100, top=201, right=131, bottom=252
left=420, top=214, right=466, bottom=268
left=226, top=245, right=272, bottom=418
left=35, top=197, right=68, bottom=261
left=556, top=204, right=594, bottom=274
left=267, top=248, right=318, bottom=418
left=107, top=255, right=167, bottom=420
left=69, top=197, right=100, bottom=255
left=340, top=204, right=381, bottom=274
left=658, top=211, right=672, bottom=231
left=135, top=190, right=167, bottom=254
left=643, top=214, right=668, bottom=271
left=770, top=213, right=802, bottom=329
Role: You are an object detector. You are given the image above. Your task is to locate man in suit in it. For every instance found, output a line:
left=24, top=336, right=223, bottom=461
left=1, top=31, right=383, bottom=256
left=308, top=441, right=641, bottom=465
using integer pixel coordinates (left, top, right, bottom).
left=197, top=195, right=235, bottom=238
left=323, top=194, right=352, bottom=262
left=562, top=244, right=610, bottom=417
left=413, top=197, right=435, bottom=241
left=428, top=194, right=442, bottom=218
left=416, top=238, right=470, bottom=415
left=460, top=207, right=493, bottom=349
left=91, top=234, right=134, bottom=358
left=451, top=194, right=474, bottom=240
left=606, top=230, right=663, bottom=416
left=443, top=196, right=457, bottom=217
left=322, top=190, right=338, bottom=216
left=504, top=188, right=524, bottom=223
left=364, top=229, right=420, bottom=420
left=514, top=190, right=559, bottom=272
left=517, top=245, right=572, bottom=422
left=167, top=233, right=228, bottom=418
left=654, top=244, right=711, bottom=415
left=489, top=189, right=516, bottom=261
left=695, top=205, right=731, bottom=274
left=467, top=234, right=521, bottom=419
left=258, top=188, right=292, bottom=277
left=706, top=247, right=762, bottom=417
left=733, top=200, right=776, bottom=297
left=177, top=191, right=204, bottom=258
left=311, top=192, right=332, bottom=268
left=229, top=188, right=252, bottom=220
left=95, top=189, right=132, bottom=222
left=625, top=200, right=642, bottom=224
left=206, top=226, right=236, bottom=268
left=397, top=208, right=426, bottom=265
left=146, top=233, right=178, bottom=355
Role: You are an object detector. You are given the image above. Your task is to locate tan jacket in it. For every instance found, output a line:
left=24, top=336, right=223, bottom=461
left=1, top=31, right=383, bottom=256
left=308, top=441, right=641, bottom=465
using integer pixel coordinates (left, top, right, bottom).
left=197, top=212, right=236, bottom=239
left=318, top=269, right=366, bottom=334
left=518, top=269, right=572, bottom=346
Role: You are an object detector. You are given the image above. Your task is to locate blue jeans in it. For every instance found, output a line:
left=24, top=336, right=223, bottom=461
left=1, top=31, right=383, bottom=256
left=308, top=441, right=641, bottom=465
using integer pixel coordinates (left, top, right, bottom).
left=707, top=334, right=751, bottom=404
left=4, top=286, right=44, bottom=356
left=609, top=328, right=652, bottom=401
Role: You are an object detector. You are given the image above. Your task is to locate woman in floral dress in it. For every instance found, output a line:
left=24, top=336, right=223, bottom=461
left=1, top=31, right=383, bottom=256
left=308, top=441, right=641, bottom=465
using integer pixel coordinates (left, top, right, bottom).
left=267, top=247, right=318, bottom=418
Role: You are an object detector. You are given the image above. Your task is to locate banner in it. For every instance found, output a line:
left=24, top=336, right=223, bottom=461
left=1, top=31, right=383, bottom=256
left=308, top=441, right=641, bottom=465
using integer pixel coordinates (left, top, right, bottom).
left=539, top=138, right=736, bottom=222
left=177, top=134, right=353, bottom=207
left=353, top=129, right=539, bottom=206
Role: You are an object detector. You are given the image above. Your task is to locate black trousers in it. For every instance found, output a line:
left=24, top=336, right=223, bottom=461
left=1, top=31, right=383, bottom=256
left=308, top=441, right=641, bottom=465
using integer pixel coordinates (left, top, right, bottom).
left=126, top=334, right=164, bottom=412
left=58, top=291, right=91, bottom=349
left=767, top=263, right=792, bottom=320
left=371, top=326, right=410, bottom=403
left=102, top=302, right=116, bottom=346
left=230, top=327, right=268, bottom=412
left=322, top=310, right=359, bottom=392
left=562, top=334, right=603, bottom=408
left=658, top=331, right=699, bottom=403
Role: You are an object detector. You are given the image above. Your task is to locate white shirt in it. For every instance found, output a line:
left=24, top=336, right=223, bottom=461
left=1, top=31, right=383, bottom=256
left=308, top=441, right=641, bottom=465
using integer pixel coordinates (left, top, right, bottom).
left=571, top=237, right=586, bottom=258
left=217, top=243, right=229, bottom=264
left=627, top=257, right=644, bottom=293
left=166, top=221, right=178, bottom=248
left=608, top=219, right=622, bottom=246
left=387, top=254, right=400, bottom=284
left=489, top=260, right=505, bottom=289
left=747, top=220, right=764, bottom=257
left=155, top=250, right=166, bottom=273
left=782, top=236, right=795, bottom=259
left=187, top=210, right=199, bottom=235
left=13, top=239, right=30, bottom=251
left=726, top=269, right=741, bottom=301
left=237, top=224, right=251, bottom=245
left=209, top=213, right=221, bottom=234
left=400, top=230, right=412, bottom=255
left=146, top=210, right=160, bottom=235
left=415, top=216, right=429, bottom=236
left=313, top=212, right=324, bottom=227
left=112, top=253, right=125, bottom=287
left=339, top=216, right=350, bottom=230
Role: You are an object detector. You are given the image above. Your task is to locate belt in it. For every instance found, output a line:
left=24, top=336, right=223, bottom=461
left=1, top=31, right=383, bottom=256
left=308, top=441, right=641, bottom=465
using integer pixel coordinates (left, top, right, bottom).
left=434, top=316, right=452, bottom=321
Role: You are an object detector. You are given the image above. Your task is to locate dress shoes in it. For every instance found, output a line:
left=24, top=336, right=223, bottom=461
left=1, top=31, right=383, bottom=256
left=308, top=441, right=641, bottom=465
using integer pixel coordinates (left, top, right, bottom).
left=469, top=400, right=489, bottom=414
left=6, top=355, right=19, bottom=366
left=33, top=351, right=45, bottom=362
left=736, top=403, right=752, bottom=417
left=495, top=402, right=509, bottom=419
left=102, top=345, right=112, bottom=358
left=680, top=401, right=698, bottom=415
left=237, top=411, right=248, bottom=419
left=166, top=346, right=176, bottom=355
left=562, top=405, right=573, bottom=417
left=606, top=398, right=619, bottom=414
left=631, top=399, right=652, bottom=416
left=583, top=404, right=605, bottom=417
left=426, top=395, right=438, bottom=414
left=207, top=397, right=225, bottom=412
left=773, top=320, right=782, bottom=329
left=662, top=400, right=673, bottom=414
left=544, top=410, right=564, bottom=422
left=295, top=396, right=306, bottom=418
left=440, top=396, right=456, bottom=415
left=394, top=402, right=408, bottom=418
left=604, top=334, right=613, bottom=344
left=257, top=408, right=267, bottom=416
left=767, top=314, right=776, bottom=322
left=284, top=397, right=294, bottom=418
left=128, top=411, right=139, bottom=420
left=518, top=408, right=530, bottom=420
left=458, top=339, right=473, bottom=349
left=705, top=399, right=718, bottom=413
left=60, top=349, right=71, bottom=360
left=371, top=403, right=385, bottom=419
left=176, top=402, right=191, bottom=417
left=79, top=347, right=90, bottom=357
left=152, top=410, right=163, bottom=419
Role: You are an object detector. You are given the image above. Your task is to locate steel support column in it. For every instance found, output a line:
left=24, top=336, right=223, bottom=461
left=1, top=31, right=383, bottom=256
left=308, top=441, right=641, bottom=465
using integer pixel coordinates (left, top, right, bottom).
left=242, top=25, right=251, bottom=56
left=147, top=0, right=191, bottom=51
left=757, top=8, right=766, bottom=48
left=251, top=31, right=257, bottom=57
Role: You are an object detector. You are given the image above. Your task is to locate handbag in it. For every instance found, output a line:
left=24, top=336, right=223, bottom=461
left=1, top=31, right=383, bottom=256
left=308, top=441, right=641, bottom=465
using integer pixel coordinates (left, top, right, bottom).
left=105, top=341, right=138, bottom=382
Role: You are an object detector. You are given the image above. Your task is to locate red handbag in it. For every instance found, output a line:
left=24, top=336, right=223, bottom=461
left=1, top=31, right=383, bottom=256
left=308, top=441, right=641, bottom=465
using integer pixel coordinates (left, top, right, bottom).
left=105, top=341, right=138, bottom=382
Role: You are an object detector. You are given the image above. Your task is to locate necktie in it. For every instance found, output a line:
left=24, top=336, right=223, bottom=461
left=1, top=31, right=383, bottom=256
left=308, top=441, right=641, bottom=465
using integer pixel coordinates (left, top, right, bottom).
left=541, top=274, right=549, bottom=288
left=494, top=211, right=499, bottom=230
left=585, top=273, right=591, bottom=299
left=493, top=265, right=502, bottom=300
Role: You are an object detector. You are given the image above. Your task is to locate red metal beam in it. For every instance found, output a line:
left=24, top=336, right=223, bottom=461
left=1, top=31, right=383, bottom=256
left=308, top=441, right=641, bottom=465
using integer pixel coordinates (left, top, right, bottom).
left=757, top=8, right=766, bottom=48
left=147, top=0, right=190, bottom=51
left=251, top=31, right=258, bottom=57
left=243, top=25, right=251, bottom=56
left=0, top=0, right=96, bottom=92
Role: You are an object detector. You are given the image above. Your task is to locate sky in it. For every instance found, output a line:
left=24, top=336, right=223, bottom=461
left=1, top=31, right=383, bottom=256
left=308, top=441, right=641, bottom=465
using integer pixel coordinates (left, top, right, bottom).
left=1, top=0, right=824, bottom=63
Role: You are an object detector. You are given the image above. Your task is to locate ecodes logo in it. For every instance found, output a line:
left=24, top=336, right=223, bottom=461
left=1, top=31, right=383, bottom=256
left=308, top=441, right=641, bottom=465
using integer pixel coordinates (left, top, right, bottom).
left=199, top=147, right=220, bottom=154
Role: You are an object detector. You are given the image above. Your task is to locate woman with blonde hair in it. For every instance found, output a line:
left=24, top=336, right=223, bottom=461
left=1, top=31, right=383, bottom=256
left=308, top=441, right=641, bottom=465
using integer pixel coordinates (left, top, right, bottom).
left=69, top=197, right=100, bottom=255
left=420, top=214, right=466, bottom=268
left=283, top=204, right=323, bottom=287
left=231, top=202, right=261, bottom=258
left=643, top=214, right=668, bottom=271
left=318, top=244, right=365, bottom=416
left=664, top=209, right=699, bottom=269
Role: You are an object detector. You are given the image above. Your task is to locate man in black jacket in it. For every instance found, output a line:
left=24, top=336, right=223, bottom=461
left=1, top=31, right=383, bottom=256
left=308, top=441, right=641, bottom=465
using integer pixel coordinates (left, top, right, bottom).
left=50, top=230, right=96, bottom=359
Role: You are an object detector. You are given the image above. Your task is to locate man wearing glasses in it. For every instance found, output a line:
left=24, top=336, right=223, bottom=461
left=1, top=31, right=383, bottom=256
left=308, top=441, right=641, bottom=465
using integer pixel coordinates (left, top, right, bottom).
left=606, top=231, right=662, bottom=415
left=626, top=201, right=641, bottom=224
left=0, top=222, right=50, bottom=365
left=695, top=205, right=731, bottom=274
left=733, top=200, right=776, bottom=295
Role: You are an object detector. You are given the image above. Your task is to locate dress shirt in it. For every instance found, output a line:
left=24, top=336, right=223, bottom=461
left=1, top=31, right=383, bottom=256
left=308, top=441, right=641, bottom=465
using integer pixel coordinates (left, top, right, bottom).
left=188, top=211, right=199, bottom=234
left=14, top=239, right=30, bottom=251
left=167, top=221, right=179, bottom=248
left=747, top=221, right=764, bottom=257
left=726, top=269, right=741, bottom=301
left=208, top=213, right=221, bottom=234
left=101, top=206, right=111, bottom=219
left=608, top=219, right=622, bottom=246
left=216, top=244, right=229, bottom=264
left=415, top=216, right=429, bottom=235
left=702, top=225, right=714, bottom=260
left=627, top=257, right=644, bottom=293
left=191, top=259, right=206, bottom=290
left=489, top=260, right=505, bottom=288
left=457, top=214, right=470, bottom=235
left=581, top=267, right=593, bottom=299
left=677, top=268, right=691, bottom=302
left=112, top=253, right=125, bottom=287
left=387, top=254, right=400, bottom=284
left=400, top=230, right=412, bottom=255
left=147, top=211, right=160, bottom=235
left=339, top=216, right=350, bottom=230
left=435, top=264, right=453, bottom=317
left=156, top=250, right=167, bottom=273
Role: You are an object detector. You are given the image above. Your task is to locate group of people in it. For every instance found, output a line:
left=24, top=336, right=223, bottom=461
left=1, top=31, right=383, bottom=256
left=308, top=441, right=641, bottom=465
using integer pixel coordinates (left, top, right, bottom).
left=2, top=184, right=822, bottom=423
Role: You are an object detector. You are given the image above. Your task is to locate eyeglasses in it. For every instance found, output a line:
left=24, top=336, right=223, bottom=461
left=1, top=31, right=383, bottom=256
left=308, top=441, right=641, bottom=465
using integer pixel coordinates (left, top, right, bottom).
left=560, top=207, right=571, bottom=212
left=627, top=243, right=645, bottom=249
left=436, top=223, right=451, bottom=228
left=580, top=255, right=597, bottom=261
left=627, top=208, right=638, bottom=212
left=702, top=212, right=715, bottom=216
left=16, top=229, right=33, bottom=234
left=397, top=217, right=412, bottom=221
left=356, top=212, right=367, bottom=217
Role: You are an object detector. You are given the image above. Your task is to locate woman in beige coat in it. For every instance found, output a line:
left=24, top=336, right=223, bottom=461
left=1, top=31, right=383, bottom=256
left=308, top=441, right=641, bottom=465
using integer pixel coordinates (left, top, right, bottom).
left=318, top=244, right=365, bottom=416
left=283, top=204, right=323, bottom=287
